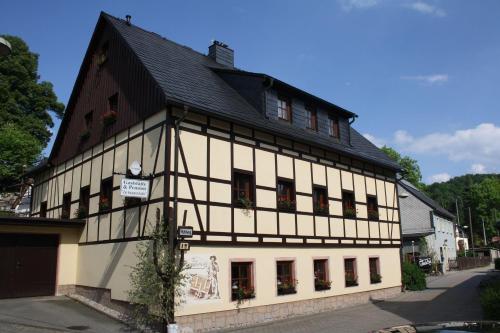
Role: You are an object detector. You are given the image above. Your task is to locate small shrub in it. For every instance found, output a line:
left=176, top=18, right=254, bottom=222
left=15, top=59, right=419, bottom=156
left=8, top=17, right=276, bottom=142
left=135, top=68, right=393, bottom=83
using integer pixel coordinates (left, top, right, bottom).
left=402, top=262, right=426, bottom=291
left=495, top=258, right=500, bottom=270
left=480, top=278, right=500, bottom=319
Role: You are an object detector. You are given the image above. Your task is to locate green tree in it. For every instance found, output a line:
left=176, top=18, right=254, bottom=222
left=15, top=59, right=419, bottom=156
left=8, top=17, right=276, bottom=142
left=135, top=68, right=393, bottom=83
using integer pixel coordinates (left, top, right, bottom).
left=128, top=209, right=187, bottom=331
left=0, top=124, right=41, bottom=190
left=0, top=35, right=64, bottom=189
left=381, top=146, right=424, bottom=189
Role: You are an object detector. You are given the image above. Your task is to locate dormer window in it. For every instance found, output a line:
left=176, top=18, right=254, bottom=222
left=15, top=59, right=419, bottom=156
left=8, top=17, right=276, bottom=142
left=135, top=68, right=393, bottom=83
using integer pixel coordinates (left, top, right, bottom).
left=305, top=105, right=317, bottom=131
left=329, top=116, right=340, bottom=139
left=277, top=95, right=292, bottom=122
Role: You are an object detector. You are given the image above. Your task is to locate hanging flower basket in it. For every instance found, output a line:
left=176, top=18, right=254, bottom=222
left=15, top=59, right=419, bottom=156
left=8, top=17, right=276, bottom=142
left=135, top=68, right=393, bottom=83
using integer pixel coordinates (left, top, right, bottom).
left=102, top=110, right=117, bottom=126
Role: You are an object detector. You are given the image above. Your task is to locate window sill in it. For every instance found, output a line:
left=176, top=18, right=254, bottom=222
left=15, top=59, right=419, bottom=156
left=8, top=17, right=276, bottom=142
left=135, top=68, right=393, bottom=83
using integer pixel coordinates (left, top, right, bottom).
left=314, top=211, right=329, bottom=217
left=314, top=286, right=331, bottom=292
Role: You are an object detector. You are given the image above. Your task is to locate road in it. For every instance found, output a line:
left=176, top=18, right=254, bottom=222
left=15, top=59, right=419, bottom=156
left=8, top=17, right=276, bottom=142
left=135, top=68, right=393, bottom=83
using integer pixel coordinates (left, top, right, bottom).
left=0, top=266, right=492, bottom=333
left=221, top=266, right=493, bottom=333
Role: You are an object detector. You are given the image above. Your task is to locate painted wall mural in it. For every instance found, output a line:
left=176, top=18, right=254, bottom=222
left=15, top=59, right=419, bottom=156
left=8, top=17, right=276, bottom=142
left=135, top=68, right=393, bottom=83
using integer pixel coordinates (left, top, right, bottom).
left=183, top=254, right=222, bottom=304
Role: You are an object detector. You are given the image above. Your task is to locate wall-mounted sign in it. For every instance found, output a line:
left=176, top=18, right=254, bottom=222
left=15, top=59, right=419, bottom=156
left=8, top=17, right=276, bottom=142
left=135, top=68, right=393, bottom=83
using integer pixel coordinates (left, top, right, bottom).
left=179, top=242, right=190, bottom=251
left=417, top=256, right=432, bottom=269
left=129, top=160, right=142, bottom=176
left=178, top=226, right=193, bottom=238
left=120, top=178, right=149, bottom=198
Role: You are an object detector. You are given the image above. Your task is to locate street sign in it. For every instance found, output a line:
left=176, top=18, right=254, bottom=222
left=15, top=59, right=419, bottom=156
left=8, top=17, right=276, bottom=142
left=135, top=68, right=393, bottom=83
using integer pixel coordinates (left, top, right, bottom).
left=179, top=242, right=190, bottom=251
left=178, top=226, right=193, bottom=238
left=120, top=178, right=149, bottom=198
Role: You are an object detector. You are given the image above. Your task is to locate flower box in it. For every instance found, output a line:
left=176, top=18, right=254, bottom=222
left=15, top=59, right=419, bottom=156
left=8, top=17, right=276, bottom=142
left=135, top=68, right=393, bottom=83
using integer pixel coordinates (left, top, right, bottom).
left=75, top=206, right=87, bottom=219
left=315, top=280, right=332, bottom=291
left=232, top=287, right=255, bottom=302
left=368, top=210, right=379, bottom=220
left=345, top=277, right=358, bottom=287
left=99, top=197, right=110, bottom=212
left=370, top=274, right=382, bottom=284
left=278, top=200, right=296, bottom=212
left=79, top=130, right=90, bottom=141
left=102, top=110, right=117, bottom=126
left=343, top=208, right=357, bottom=219
left=314, top=205, right=329, bottom=215
left=277, top=280, right=298, bottom=295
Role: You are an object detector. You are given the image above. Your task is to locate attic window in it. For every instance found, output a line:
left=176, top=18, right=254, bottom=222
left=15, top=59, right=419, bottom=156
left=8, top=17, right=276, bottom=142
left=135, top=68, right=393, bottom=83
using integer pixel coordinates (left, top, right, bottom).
left=277, top=95, right=292, bottom=122
left=329, top=116, right=340, bottom=139
left=84, top=111, right=93, bottom=130
left=108, top=93, right=118, bottom=113
left=97, top=41, right=109, bottom=66
left=305, top=105, right=317, bottom=131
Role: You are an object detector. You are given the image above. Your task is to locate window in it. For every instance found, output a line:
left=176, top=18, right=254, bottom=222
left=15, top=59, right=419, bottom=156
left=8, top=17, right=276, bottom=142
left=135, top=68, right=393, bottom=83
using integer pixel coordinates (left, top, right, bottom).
left=277, top=179, right=295, bottom=211
left=61, top=193, right=71, bottom=219
left=329, top=116, right=340, bottom=139
left=344, top=258, right=358, bottom=287
left=231, top=262, right=255, bottom=301
left=233, top=171, right=254, bottom=208
left=78, top=186, right=90, bottom=218
left=277, top=95, right=291, bottom=122
left=84, top=111, right=94, bottom=130
left=314, top=259, right=331, bottom=291
left=305, top=105, right=317, bottom=131
left=276, top=260, right=296, bottom=295
left=313, top=187, right=328, bottom=215
left=369, top=257, right=381, bottom=284
left=367, top=195, right=379, bottom=220
left=99, top=178, right=113, bottom=212
left=108, top=93, right=118, bottom=113
left=97, top=41, right=109, bottom=66
left=342, top=191, right=356, bottom=218
left=40, top=201, right=47, bottom=218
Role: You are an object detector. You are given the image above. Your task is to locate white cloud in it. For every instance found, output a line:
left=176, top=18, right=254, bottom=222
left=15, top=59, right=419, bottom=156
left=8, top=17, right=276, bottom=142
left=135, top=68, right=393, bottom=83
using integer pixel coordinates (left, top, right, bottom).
left=394, top=123, right=500, bottom=171
left=406, top=2, right=446, bottom=17
left=401, top=74, right=449, bottom=85
left=339, top=0, right=379, bottom=11
left=363, top=133, right=385, bottom=148
left=427, top=172, right=451, bottom=184
left=470, top=163, right=486, bottom=174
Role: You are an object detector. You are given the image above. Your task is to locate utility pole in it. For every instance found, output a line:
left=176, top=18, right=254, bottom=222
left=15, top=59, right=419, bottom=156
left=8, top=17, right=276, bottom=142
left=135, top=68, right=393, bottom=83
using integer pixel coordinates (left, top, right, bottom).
left=455, top=199, right=460, bottom=226
left=468, top=207, right=475, bottom=257
left=482, top=217, right=487, bottom=246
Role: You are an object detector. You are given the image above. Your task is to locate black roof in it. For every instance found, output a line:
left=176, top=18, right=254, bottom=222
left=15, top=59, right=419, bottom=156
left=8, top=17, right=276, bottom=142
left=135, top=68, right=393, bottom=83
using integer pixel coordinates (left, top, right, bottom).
left=399, top=180, right=455, bottom=220
left=65, top=13, right=400, bottom=170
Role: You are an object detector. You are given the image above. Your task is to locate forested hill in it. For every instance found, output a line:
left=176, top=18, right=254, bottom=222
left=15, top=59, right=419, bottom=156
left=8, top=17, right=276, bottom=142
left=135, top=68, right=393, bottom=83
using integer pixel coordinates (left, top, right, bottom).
left=425, top=174, right=500, bottom=244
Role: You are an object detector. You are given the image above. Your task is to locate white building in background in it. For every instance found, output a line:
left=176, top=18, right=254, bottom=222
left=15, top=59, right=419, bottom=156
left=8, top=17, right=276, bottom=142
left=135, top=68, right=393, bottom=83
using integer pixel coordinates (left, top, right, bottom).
left=398, top=180, right=457, bottom=271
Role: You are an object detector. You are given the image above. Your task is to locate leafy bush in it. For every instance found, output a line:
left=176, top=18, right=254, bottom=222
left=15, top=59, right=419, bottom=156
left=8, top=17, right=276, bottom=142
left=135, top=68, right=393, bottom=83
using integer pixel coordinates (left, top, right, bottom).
left=402, top=262, right=426, bottom=291
left=495, top=258, right=500, bottom=270
left=480, top=278, right=500, bottom=319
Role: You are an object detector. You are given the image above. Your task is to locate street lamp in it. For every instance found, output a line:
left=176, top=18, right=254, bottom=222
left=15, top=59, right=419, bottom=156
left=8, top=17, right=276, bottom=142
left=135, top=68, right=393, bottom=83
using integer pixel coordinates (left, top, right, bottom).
left=412, top=240, right=415, bottom=262
left=0, top=37, right=11, bottom=56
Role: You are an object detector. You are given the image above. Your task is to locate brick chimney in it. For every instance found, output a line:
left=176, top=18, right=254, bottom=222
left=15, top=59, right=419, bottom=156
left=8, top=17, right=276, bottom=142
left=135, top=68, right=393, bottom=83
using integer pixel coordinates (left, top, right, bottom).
left=208, top=40, right=234, bottom=68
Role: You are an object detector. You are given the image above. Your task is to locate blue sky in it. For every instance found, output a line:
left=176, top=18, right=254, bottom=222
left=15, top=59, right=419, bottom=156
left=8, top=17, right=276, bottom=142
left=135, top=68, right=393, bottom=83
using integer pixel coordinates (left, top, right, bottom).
left=2, top=0, right=499, bottom=183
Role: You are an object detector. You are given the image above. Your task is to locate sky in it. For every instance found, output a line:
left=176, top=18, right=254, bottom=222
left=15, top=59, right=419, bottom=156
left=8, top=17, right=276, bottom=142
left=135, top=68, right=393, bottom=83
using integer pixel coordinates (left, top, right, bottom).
left=1, top=0, right=499, bottom=184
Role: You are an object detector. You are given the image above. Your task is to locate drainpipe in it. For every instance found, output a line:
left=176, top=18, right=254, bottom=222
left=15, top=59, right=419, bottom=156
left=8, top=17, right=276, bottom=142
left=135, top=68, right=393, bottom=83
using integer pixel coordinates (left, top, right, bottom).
left=168, top=105, right=189, bottom=331
left=348, top=115, right=358, bottom=146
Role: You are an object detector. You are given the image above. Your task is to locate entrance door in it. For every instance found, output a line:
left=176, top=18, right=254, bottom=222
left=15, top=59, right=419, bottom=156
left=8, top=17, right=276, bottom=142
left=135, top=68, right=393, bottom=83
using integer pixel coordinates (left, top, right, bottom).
left=0, top=233, right=58, bottom=298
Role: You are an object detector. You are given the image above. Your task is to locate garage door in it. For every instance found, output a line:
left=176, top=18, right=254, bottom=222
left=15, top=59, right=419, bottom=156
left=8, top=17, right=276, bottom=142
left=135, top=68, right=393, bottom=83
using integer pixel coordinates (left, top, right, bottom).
left=0, top=233, right=58, bottom=298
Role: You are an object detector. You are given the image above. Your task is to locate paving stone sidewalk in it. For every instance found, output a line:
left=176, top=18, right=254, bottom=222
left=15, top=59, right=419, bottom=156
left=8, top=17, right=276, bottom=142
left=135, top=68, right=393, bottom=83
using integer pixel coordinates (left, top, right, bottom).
left=219, top=266, right=493, bottom=333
